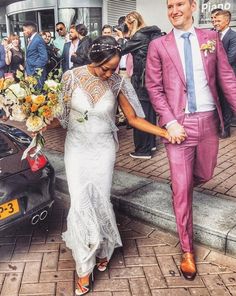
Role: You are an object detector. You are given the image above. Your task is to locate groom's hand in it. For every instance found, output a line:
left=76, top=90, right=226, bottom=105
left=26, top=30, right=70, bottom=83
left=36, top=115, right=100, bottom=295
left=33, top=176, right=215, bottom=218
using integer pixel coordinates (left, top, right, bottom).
left=167, top=121, right=187, bottom=144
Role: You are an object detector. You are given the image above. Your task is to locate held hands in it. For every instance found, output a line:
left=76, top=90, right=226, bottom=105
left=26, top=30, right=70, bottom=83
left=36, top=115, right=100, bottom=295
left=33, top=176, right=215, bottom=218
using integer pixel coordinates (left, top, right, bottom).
left=167, top=122, right=187, bottom=144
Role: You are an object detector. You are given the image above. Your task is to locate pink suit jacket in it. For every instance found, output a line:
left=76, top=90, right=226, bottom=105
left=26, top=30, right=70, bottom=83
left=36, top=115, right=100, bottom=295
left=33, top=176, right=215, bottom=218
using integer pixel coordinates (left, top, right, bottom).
left=145, top=28, right=236, bottom=130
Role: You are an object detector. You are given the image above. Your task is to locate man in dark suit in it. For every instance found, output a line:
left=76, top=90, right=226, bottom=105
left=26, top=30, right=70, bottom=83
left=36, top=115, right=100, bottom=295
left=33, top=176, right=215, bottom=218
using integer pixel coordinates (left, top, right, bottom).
left=214, top=10, right=236, bottom=138
left=0, top=43, right=6, bottom=78
left=61, top=25, right=80, bottom=73
left=23, top=21, right=48, bottom=88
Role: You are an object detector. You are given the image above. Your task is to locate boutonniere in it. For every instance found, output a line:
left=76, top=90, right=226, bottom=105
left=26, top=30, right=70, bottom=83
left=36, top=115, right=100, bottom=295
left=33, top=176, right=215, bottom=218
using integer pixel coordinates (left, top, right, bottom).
left=200, top=40, right=216, bottom=57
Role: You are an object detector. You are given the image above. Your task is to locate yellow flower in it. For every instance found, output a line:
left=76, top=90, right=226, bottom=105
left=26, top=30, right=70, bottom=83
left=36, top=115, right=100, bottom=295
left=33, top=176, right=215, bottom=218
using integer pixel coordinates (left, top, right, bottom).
left=0, top=78, right=4, bottom=91
left=25, top=76, right=37, bottom=85
left=200, top=40, right=216, bottom=56
left=32, top=94, right=45, bottom=105
left=48, top=92, right=57, bottom=104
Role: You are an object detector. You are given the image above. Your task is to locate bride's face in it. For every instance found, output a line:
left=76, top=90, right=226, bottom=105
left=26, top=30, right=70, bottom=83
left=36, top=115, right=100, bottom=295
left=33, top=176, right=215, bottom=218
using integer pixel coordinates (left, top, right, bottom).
left=93, top=55, right=120, bottom=80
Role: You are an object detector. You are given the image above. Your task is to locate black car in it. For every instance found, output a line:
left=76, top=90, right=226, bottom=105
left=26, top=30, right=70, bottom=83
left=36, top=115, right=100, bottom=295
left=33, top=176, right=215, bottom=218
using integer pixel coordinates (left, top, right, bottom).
left=0, top=123, right=55, bottom=231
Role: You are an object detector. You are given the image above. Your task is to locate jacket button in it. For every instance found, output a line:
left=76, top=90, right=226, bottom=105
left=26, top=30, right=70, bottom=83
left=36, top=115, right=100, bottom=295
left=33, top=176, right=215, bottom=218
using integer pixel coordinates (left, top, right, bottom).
left=182, top=108, right=185, bottom=112
left=184, top=89, right=187, bottom=93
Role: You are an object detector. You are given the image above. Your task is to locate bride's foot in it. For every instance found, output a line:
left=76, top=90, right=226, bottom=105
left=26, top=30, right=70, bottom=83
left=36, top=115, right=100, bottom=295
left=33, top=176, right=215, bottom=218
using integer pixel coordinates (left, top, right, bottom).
left=97, top=258, right=108, bottom=272
left=75, top=273, right=93, bottom=296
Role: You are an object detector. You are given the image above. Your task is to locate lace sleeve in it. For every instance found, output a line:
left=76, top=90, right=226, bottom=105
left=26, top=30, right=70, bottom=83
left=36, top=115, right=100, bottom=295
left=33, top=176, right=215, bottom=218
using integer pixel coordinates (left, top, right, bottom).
left=109, top=74, right=145, bottom=118
left=57, top=70, right=74, bottom=128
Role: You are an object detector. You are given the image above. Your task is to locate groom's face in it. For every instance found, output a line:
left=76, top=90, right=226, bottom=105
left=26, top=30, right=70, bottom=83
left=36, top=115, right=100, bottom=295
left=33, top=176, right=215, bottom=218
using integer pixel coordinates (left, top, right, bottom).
left=167, top=0, right=197, bottom=31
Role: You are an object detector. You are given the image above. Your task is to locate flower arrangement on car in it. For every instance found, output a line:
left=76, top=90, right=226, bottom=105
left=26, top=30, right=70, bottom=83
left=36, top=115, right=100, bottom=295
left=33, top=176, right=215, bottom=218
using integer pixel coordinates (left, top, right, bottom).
left=0, top=69, right=63, bottom=171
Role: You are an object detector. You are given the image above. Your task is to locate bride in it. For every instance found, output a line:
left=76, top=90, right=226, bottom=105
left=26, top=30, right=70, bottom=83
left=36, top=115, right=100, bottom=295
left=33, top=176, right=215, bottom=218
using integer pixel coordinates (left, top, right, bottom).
left=59, top=35, right=184, bottom=295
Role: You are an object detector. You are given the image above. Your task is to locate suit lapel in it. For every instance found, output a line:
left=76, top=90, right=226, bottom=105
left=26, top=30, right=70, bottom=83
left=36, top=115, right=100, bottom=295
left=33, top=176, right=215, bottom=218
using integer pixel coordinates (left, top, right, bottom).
left=162, top=31, right=185, bottom=86
left=195, top=28, right=210, bottom=82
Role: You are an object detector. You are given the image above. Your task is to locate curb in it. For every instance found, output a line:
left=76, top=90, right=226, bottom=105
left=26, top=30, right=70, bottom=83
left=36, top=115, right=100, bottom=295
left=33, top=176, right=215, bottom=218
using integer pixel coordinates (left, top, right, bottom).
left=45, top=149, right=236, bottom=256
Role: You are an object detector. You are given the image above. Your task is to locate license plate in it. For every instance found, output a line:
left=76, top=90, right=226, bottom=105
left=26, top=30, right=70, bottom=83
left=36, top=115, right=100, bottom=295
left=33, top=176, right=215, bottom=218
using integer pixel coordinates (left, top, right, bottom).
left=0, top=199, right=20, bottom=220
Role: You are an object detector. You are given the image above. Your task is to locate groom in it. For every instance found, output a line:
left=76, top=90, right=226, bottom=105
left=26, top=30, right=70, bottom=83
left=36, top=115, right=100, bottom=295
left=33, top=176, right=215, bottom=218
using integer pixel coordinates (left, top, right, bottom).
left=146, top=0, right=236, bottom=280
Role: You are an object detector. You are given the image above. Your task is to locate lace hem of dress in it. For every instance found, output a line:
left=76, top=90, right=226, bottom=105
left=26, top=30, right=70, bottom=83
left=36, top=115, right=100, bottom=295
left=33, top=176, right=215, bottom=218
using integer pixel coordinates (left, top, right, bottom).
left=62, top=182, right=122, bottom=277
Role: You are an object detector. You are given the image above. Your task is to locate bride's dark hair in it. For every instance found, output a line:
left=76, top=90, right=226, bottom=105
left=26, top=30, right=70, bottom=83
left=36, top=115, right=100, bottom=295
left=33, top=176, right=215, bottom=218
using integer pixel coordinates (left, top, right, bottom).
left=89, top=36, right=122, bottom=66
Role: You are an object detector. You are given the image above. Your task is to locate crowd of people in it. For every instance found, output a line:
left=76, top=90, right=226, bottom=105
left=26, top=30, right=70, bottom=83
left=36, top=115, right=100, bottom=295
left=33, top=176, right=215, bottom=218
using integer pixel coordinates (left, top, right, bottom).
left=1, top=0, right=236, bottom=294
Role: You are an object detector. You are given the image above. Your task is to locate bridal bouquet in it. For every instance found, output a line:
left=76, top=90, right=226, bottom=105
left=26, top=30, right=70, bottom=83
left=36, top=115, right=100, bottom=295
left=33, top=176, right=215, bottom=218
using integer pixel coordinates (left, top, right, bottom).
left=0, top=70, right=63, bottom=169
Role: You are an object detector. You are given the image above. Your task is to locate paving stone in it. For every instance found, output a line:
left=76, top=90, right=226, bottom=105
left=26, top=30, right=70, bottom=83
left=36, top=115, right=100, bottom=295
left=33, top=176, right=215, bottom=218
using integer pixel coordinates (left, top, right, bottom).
left=220, top=273, right=236, bottom=286
left=120, top=230, right=147, bottom=240
left=127, top=220, right=155, bottom=236
left=157, top=256, right=180, bottom=277
left=41, top=252, right=58, bottom=272
left=31, top=235, right=46, bottom=244
left=11, top=252, right=43, bottom=262
left=138, top=246, right=155, bottom=256
left=0, top=262, right=25, bottom=273
left=56, top=281, right=74, bottom=296
left=151, top=289, right=191, bottom=296
left=89, top=293, right=112, bottom=296
left=39, top=271, right=74, bottom=283
left=201, top=274, right=231, bottom=295
left=165, top=276, right=204, bottom=288
left=154, top=245, right=181, bottom=256
left=1, top=272, right=22, bottom=296
left=189, top=288, right=210, bottom=296
left=109, top=249, right=125, bottom=269
left=197, top=263, right=231, bottom=275
left=136, top=237, right=166, bottom=247
left=29, top=243, right=59, bottom=253
left=46, top=235, right=63, bottom=244
left=22, top=261, right=41, bottom=283
left=122, top=239, right=139, bottom=257
left=205, top=251, right=236, bottom=271
left=19, top=283, right=56, bottom=295
left=109, top=267, right=144, bottom=278
left=125, top=256, right=157, bottom=267
left=0, top=237, right=16, bottom=244
left=129, top=277, right=151, bottom=296
left=143, top=266, right=167, bottom=289
left=14, top=236, right=31, bottom=253
left=93, top=279, right=129, bottom=292
left=228, top=286, right=236, bottom=296
left=112, top=292, right=131, bottom=296
left=0, top=274, right=5, bottom=285
left=58, top=260, right=75, bottom=271
left=0, top=244, right=15, bottom=262
left=59, top=244, right=74, bottom=261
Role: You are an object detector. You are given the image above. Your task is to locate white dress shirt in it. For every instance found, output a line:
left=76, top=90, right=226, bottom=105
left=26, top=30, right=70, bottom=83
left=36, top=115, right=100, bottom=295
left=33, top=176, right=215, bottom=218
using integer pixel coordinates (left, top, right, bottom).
left=173, top=26, right=216, bottom=113
left=220, top=26, right=230, bottom=40
left=69, top=40, right=79, bottom=69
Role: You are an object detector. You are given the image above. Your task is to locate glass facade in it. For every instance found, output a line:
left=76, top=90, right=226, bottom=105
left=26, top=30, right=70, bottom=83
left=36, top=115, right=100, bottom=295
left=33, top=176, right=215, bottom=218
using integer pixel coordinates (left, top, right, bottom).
left=1, top=0, right=103, bottom=44
left=199, top=0, right=236, bottom=25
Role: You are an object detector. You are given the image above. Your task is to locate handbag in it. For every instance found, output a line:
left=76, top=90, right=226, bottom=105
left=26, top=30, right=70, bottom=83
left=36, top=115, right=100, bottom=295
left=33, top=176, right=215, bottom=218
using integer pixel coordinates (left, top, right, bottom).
left=27, top=148, right=48, bottom=172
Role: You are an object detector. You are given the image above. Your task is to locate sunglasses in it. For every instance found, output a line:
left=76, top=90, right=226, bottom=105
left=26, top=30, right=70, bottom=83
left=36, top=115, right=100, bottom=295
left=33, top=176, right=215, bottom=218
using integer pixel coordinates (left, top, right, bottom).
left=56, top=27, right=64, bottom=32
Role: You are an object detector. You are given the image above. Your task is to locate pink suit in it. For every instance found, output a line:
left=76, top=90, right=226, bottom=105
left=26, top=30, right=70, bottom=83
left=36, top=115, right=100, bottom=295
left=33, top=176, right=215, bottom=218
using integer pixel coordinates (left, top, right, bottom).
left=146, top=28, right=236, bottom=252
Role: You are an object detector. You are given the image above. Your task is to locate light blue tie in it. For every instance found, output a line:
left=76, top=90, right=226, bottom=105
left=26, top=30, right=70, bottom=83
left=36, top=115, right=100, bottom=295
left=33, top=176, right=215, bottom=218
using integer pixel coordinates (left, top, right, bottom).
left=181, top=32, right=197, bottom=113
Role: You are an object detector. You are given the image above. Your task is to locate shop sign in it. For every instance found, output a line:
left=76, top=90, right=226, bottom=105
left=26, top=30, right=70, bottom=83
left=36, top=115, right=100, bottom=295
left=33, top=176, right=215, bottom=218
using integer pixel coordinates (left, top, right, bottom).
left=199, top=0, right=236, bottom=24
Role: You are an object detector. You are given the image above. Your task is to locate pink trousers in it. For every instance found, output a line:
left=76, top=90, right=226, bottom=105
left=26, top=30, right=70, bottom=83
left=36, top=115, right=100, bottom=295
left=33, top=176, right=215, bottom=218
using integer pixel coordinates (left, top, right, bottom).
left=165, top=111, right=219, bottom=253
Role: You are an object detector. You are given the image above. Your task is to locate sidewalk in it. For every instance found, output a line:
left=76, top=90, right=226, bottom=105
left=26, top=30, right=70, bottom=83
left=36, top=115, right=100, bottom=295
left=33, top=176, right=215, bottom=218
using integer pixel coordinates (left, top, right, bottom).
left=43, top=125, right=236, bottom=199
left=1, top=199, right=236, bottom=296
left=0, top=123, right=236, bottom=295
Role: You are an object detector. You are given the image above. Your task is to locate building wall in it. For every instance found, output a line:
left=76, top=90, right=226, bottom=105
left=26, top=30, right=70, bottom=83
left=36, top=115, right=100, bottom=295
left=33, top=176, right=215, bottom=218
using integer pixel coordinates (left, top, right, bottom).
left=136, top=0, right=200, bottom=33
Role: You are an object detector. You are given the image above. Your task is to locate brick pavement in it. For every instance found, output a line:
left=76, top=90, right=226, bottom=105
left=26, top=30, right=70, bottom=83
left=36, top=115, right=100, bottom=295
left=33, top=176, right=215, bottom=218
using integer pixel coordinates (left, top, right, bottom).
left=42, top=125, right=236, bottom=199
left=0, top=199, right=236, bottom=296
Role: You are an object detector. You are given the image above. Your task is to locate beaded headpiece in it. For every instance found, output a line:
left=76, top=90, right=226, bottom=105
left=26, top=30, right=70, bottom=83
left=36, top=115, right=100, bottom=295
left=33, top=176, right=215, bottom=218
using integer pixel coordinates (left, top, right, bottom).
left=90, top=43, right=122, bottom=53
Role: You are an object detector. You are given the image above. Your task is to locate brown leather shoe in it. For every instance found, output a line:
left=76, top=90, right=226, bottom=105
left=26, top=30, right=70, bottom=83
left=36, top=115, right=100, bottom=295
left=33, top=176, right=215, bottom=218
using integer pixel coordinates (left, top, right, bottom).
left=180, top=252, right=196, bottom=280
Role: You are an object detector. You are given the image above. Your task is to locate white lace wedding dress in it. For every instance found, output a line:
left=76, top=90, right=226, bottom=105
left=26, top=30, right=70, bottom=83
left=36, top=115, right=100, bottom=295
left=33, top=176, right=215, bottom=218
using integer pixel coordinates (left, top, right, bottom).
left=60, top=65, right=144, bottom=277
